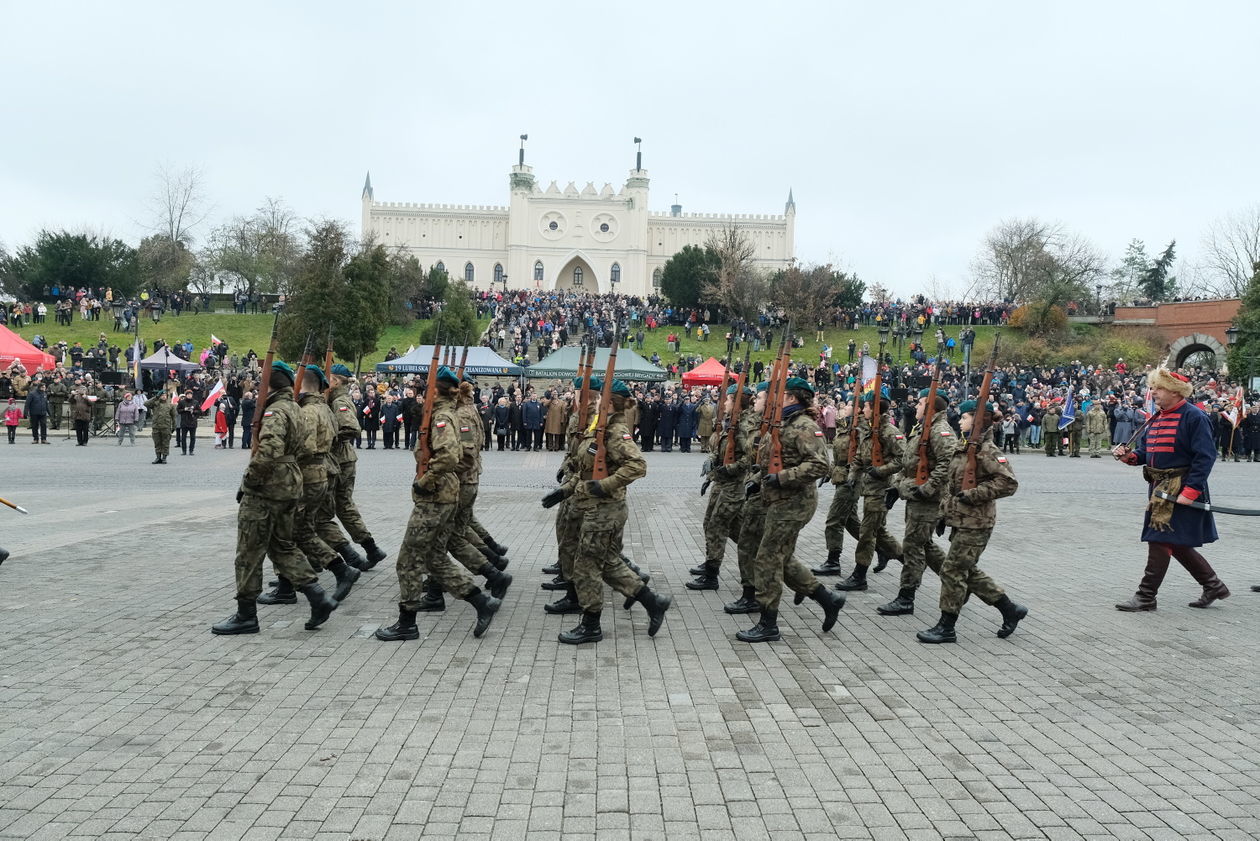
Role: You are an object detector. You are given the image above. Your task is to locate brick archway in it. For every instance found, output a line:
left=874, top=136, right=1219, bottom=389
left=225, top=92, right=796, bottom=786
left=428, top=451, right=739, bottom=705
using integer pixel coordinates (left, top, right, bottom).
left=1168, top=333, right=1227, bottom=369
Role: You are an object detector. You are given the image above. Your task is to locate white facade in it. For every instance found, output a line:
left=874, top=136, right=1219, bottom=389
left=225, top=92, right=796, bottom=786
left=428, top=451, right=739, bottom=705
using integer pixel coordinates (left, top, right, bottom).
left=360, top=160, right=795, bottom=298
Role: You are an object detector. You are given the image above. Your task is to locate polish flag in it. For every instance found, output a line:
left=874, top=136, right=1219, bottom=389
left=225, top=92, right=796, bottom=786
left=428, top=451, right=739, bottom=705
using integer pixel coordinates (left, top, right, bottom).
left=200, top=378, right=225, bottom=412
left=211, top=334, right=222, bottom=346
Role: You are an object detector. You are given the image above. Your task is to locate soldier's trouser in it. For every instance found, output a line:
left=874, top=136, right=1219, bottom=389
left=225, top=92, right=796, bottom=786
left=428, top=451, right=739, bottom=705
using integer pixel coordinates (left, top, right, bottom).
left=1069, top=431, right=1081, bottom=455
left=899, top=500, right=947, bottom=591
left=703, top=481, right=744, bottom=567
left=397, top=500, right=473, bottom=610
left=152, top=430, right=171, bottom=458
left=50, top=403, right=63, bottom=429
left=1088, top=433, right=1106, bottom=455
left=469, top=513, right=497, bottom=549
left=331, top=460, right=372, bottom=544
left=314, top=477, right=351, bottom=550
left=446, top=484, right=487, bottom=575
left=823, top=482, right=862, bottom=551
left=235, top=494, right=316, bottom=600
left=939, top=526, right=1004, bottom=614
left=1045, top=434, right=1056, bottom=455
left=573, top=499, right=642, bottom=612
left=296, top=479, right=337, bottom=573
left=753, top=498, right=820, bottom=612
left=854, top=492, right=902, bottom=568
left=556, top=496, right=582, bottom=580
left=734, top=490, right=767, bottom=589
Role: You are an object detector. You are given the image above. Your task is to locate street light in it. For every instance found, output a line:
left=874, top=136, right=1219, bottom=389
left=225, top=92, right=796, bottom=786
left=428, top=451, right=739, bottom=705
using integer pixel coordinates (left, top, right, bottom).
left=1095, top=284, right=1103, bottom=315
left=501, top=273, right=508, bottom=297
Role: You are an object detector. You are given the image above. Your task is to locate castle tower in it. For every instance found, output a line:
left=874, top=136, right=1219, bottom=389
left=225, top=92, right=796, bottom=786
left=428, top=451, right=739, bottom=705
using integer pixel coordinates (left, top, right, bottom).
left=360, top=172, right=374, bottom=238
left=785, top=188, right=796, bottom=260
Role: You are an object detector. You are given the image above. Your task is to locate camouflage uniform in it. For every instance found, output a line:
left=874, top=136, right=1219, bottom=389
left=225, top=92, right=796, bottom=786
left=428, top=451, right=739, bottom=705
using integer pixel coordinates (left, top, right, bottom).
left=296, top=392, right=340, bottom=573
left=325, top=383, right=374, bottom=546
left=733, top=409, right=766, bottom=585
left=554, top=409, right=589, bottom=581
left=846, top=416, right=905, bottom=570
left=150, top=397, right=176, bottom=459
left=1085, top=404, right=1109, bottom=456
left=701, top=409, right=755, bottom=571
left=48, top=380, right=67, bottom=429
left=233, top=387, right=316, bottom=600
left=564, top=411, right=647, bottom=612
left=889, top=412, right=954, bottom=597
left=440, top=392, right=499, bottom=576
left=751, top=407, right=830, bottom=611
left=1043, top=409, right=1061, bottom=455
left=822, top=415, right=862, bottom=552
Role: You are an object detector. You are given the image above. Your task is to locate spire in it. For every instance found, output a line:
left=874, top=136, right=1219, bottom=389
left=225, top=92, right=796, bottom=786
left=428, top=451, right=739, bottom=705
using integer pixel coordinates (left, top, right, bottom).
left=362, top=172, right=374, bottom=201
left=785, top=188, right=795, bottom=214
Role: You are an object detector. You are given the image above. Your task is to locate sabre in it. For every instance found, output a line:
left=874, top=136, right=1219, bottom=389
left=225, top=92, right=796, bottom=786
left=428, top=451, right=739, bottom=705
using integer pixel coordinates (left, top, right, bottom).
left=0, top=496, right=30, bottom=514
left=1152, top=490, right=1260, bottom=517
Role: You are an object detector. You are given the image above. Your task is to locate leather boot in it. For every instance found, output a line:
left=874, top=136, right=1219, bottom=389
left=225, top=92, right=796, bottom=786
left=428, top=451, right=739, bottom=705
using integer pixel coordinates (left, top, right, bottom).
left=544, top=583, right=581, bottom=614
left=994, top=595, right=1028, bottom=637
left=1188, top=579, right=1230, bottom=608
left=623, top=555, right=650, bottom=583
left=810, top=584, right=846, bottom=632
left=540, top=574, right=569, bottom=591
left=558, top=611, right=602, bottom=645
left=916, top=611, right=958, bottom=644
left=212, top=598, right=260, bottom=635
left=359, top=538, right=387, bottom=569
left=1115, top=594, right=1157, bottom=611
left=685, top=565, right=720, bottom=591
left=877, top=588, right=916, bottom=616
left=723, top=586, right=758, bottom=614
left=257, top=577, right=297, bottom=605
left=1117, top=545, right=1169, bottom=611
left=735, top=608, right=780, bottom=643
left=485, top=537, right=509, bottom=557
left=416, top=578, right=446, bottom=612
left=634, top=587, right=672, bottom=636
left=542, top=563, right=561, bottom=576
left=465, top=588, right=501, bottom=638
left=328, top=559, right=361, bottom=602
left=479, top=544, right=507, bottom=569
left=873, top=549, right=890, bottom=573
left=688, top=562, right=708, bottom=576
left=374, top=605, right=419, bottom=641
left=151, top=457, right=163, bottom=464
left=300, top=582, right=338, bottom=630
left=835, top=564, right=868, bottom=591
left=812, top=549, right=843, bottom=576
left=478, top=563, right=513, bottom=600
left=336, top=543, right=369, bottom=571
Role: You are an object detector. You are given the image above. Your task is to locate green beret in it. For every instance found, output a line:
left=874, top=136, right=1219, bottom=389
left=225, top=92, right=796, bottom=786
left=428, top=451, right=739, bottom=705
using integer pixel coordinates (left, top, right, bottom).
left=461, top=372, right=477, bottom=384
left=609, top=379, right=631, bottom=398
left=918, top=387, right=934, bottom=398
left=330, top=363, right=353, bottom=377
left=436, top=366, right=460, bottom=386
left=756, top=381, right=770, bottom=393
left=572, top=377, right=586, bottom=389
left=727, top=384, right=754, bottom=396
left=861, top=392, right=875, bottom=403
left=588, top=377, right=603, bottom=392
left=958, top=399, right=994, bottom=415
left=785, top=377, right=814, bottom=393
left=271, top=361, right=295, bottom=384
left=304, top=364, right=328, bottom=388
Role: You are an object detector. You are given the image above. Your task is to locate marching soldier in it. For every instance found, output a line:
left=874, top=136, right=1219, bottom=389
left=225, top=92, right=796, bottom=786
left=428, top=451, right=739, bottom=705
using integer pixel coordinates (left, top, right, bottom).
left=376, top=366, right=502, bottom=641
left=736, top=378, right=845, bottom=643
left=542, top=380, right=593, bottom=615
left=729, top=382, right=771, bottom=615
left=687, top=383, right=754, bottom=593
left=879, top=387, right=953, bottom=616
left=917, top=399, right=1028, bottom=643
left=834, top=394, right=905, bottom=592
left=813, top=399, right=861, bottom=577
left=212, top=361, right=338, bottom=635
left=324, top=364, right=388, bottom=570
left=149, top=390, right=176, bottom=464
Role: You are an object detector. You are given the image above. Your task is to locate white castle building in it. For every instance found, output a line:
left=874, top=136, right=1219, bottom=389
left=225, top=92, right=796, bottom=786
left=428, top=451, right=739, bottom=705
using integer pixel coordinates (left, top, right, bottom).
left=359, top=145, right=795, bottom=298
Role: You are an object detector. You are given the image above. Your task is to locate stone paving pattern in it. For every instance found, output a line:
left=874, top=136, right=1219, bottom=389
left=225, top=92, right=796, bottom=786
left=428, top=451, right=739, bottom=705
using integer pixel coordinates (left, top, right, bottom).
left=1, top=437, right=1258, bottom=840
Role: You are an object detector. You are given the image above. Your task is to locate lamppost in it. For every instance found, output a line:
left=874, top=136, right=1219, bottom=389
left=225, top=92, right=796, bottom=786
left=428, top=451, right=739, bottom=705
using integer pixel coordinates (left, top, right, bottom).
left=877, top=324, right=890, bottom=365
left=1095, top=284, right=1103, bottom=316
left=501, top=273, right=508, bottom=297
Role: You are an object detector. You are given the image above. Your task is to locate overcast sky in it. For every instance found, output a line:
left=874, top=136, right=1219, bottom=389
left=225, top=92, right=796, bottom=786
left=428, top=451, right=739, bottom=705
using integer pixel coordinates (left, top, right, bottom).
left=2, top=1, right=1257, bottom=298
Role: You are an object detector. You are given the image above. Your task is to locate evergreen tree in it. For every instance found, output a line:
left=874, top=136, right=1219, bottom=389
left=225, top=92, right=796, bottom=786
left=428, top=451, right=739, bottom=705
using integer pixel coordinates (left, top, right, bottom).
left=660, top=244, right=719, bottom=309
left=418, top=281, right=478, bottom=347
left=1227, top=260, right=1260, bottom=385
left=1139, top=240, right=1176, bottom=301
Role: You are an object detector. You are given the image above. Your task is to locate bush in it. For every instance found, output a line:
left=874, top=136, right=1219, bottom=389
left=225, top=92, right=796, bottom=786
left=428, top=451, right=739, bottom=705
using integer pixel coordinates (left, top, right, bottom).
left=1007, top=303, right=1068, bottom=337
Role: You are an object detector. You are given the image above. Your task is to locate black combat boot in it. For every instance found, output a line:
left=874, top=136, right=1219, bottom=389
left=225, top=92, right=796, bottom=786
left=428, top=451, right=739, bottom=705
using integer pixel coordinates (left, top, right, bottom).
left=479, top=544, right=509, bottom=570
left=0, top=546, right=7, bottom=567
left=465, top=588, right=501, bottom=638
left=623, top=555, right=650, bottom=583
left=544, top=583, right=582, bottom=614
left=812, top=549, right=843, bottom=576
left=558, top=611, right=603, bottom=645
left=257, top=577, right=297, bottom=605
left=327, top=559, right=361, bottom=602
left=542, top=563, right=561, bottom=576
left=916, top=611, right=958, bottom=644
left=685, top=564, right=720, bottom=591
left=540, top=574, right=569, bottom=591
left=485, top=537, right=509, bottom=557
left=723, top=586, right=759, bottom=614
left=336, top=543, right=369, bottom=571
left=151, top=457, right=163, bottom=464
left=374, top=605, right=419, bottom=641
left=300, top=582, right=338, bottom=630
left=993, top=595, right=1028, bottom=637
left=416, top=579, right=446, bottom=612
left=633, top=587, right=672, bottom=637
left=810, top=584, right=846, bottom=632
left=688, top=562, right=708, bottom=576
left=212, top=598, right=260, bottom=635
left=478, top=563, right=513, bottom=600
left=873, top=549, right=890, bottom=573
left=877, top=588, right=916, bottom=616
left=835, top=564, right=868, bottom=591
left=359, top=538, right=387, bottom=569
left=735, top=608, right=780, bottom=643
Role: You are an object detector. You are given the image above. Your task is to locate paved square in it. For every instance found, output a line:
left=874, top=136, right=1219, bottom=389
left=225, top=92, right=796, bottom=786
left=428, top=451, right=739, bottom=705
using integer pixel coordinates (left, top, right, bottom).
left=1, top=436, right=1258, bottom=840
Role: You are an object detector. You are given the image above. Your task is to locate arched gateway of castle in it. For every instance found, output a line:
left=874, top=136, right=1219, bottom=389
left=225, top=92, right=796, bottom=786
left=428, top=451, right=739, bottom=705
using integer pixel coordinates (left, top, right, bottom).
left=359, top=147, right=795, bottom=298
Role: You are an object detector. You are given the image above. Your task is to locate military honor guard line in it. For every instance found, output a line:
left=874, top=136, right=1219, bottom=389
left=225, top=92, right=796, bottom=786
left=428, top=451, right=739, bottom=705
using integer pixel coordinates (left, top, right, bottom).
left=210, top=321, right=1237, bottom=645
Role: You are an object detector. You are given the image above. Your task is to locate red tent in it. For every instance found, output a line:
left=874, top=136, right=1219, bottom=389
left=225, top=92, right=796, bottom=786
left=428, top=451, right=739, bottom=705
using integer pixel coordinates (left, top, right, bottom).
left=681, top=356, right=729, bottom=388
left=0, top=324, right=56, bottom=372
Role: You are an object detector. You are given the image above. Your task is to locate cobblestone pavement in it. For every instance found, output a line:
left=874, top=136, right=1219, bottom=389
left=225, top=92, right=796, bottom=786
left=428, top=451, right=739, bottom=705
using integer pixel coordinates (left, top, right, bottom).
left=1, top=438, right=1258, bottom=840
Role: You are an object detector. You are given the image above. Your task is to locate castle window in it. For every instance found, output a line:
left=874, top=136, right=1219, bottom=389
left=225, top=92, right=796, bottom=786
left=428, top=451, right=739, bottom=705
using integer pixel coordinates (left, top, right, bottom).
left=573, top=267, right=584, bottom=286
left=610, top=263, right=621, bottom=284
left=435, top=261, right=445, bottom=274
left=534, top=261, right=544, bottom=281
left=494, top=263, right=504, bottom=285
left=652, top=267, right=662, bottom=289
left=464, top=262, right=475, bottom=283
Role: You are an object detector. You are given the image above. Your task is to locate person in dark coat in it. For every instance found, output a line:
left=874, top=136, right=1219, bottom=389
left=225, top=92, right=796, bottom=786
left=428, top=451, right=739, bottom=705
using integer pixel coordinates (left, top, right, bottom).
left=359, top=390, right=380, bottom=449
left=381, top=394, right=401, bottom=449
left=522, top=393, right=544, bottom=451
left=1242, top=406, right=1260, bottom=462
left=639, top=392, right=660, bottom=451
left=657, top=395, right=678, bottom=452
left=493, top=398, right=511, bottom=451
left=509, top=399, right=525, bottom=451
left=1113, top=369, right=1228, bottom=612
left=176, top=390, right=200, bottom=455
left=478, top=400, right=494, bottom=451
left=675, top=394, right=697, bottom=453
left=239, top=391, right=256, bottom=449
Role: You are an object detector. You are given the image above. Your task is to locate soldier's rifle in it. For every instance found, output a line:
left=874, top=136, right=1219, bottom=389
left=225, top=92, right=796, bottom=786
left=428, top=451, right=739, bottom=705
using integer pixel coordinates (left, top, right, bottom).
left=250, top=309, right=281, bottom=455
left=592, top=331, right=619, bottom=481
left=323, top=327, right=335, bottom=382
left=960, top=330, right=1002, bottom=491
left=294, top=332, right=315, bottom=397
left=846, top=350, right=865, bottom=466
left=699, top=354, right=735, bottom=495
left=871, top=339, right=888, bottom=467
left=576, top=344, right=594, bottom=431
left=456, top=331, right=472, bottom=379
left=0, top=496, right=30, bottom=514
left=755, top=323, right=792, bottom=463
left=415, top=341, right=444, bottom=479
left=722, top=347, right=752, bottom=467
left=767, top=321, right=794, bottom=477
left=914, top=345, right=948, bottom=486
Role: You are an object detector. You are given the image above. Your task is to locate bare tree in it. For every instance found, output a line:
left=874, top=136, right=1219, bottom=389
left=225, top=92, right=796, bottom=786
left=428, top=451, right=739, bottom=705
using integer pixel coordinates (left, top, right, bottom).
left=970, top=217, right=1106, bottom=303
left=201, top=198, right=301, bottom=296
left=773, top=263, right=848, bottom=328
left=1200, top=205, right=1260, bottom=297
left=702, top=225, right=766, bottom=324
left=150, top=164, right=210, bottom=246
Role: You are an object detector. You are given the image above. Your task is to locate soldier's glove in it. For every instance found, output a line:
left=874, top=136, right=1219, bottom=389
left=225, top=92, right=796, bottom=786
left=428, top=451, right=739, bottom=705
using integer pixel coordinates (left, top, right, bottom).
left=586, top=480, right=610, bottom=499
left=700, top=478, right=712, bottom=497
left=412, top=480, right=435, bottom=497
left=235, top=489, right=244, bottom=503
left=954, top=488, right=979, bottom=505
left=700, top=459, right=713, bottom=477
left=761, top=473, right=781, bottom=490
left=884, top=487, right=900, bottom=511
left=744, top=480, right=761, bottom=499
left=865, top=466, right=882, bottom=480
left=541, top=486, right=572, bottom=508
left=555, top=467, right=565, bottom=483
left=935, top=518, right=946, bottom=537
left=818, top=475, right=829, bottom=488
left=909, top=485, right=929, bottom=501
